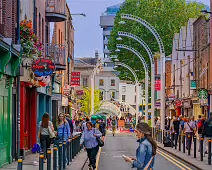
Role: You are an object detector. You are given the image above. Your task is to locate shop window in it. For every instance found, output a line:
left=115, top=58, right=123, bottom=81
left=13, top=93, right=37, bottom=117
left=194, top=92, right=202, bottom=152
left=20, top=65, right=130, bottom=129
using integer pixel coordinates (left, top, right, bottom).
left=99, top=79, right=104, bottom=86
left=111, top=92, right=115, bottom=99
left=122, top=95, right=126, bottom=102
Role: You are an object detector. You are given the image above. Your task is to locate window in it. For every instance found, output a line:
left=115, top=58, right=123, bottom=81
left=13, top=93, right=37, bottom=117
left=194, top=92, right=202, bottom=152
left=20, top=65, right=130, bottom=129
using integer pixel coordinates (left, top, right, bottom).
left=82, top=78, right=88, bottom=87
left=122, top=86, right=126, bottom=92
left=111, top=92, right=115, bottom=99
left=134, top=96, right=136, bottom=103
left=99, top=91, right=104, bottom=101
left=111, top=79, right=115, bottom=86
left=122, top=95, right=126, bottom=102
left=99, top=79, right=104, bottom=86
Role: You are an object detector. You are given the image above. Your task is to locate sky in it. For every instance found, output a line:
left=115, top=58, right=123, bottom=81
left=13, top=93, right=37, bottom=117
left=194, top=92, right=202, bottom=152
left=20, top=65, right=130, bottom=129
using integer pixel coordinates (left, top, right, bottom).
left=67, top=0, right=210, bottom=58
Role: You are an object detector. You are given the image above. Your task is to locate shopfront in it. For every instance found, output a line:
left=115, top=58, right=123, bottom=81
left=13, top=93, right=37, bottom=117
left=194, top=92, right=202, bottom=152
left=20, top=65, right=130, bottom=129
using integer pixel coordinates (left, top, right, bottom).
left=183, top=99, right=192, bottom=117
left=175, top=99, right=182, bottom=116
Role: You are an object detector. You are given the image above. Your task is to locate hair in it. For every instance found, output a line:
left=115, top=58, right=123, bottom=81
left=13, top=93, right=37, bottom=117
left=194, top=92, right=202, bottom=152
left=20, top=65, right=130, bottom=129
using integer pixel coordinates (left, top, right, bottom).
left=57, top=113, right=66, bottom=126
left=198, top=115, right=202, bottom=119
left=136, top=123, right=157, bottom=156
left=41, top=113, right=50, bottom=128
left=86, top=118, right=90, bottom=122
left=86, top=122, right=93, bottom=128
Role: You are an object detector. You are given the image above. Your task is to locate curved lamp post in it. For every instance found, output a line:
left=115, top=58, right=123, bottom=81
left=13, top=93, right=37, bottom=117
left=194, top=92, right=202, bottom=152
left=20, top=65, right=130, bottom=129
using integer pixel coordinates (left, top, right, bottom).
left=117, top=31, right=155, bottom=126
left=116, top=44, right=149, bottom=123
left=119, top=14, right=166, bottom=130
left=115, top=62, right=140, bottom=124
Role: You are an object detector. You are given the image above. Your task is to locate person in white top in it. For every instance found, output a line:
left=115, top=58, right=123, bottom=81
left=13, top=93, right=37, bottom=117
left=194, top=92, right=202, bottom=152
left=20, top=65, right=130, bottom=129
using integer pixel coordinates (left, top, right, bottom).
left=184, top=117, right=196, bottom=150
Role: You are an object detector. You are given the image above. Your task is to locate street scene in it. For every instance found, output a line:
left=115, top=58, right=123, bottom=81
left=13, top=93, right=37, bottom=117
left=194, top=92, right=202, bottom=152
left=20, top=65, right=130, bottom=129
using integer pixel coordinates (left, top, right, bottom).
left=0, top=0, right=212, bottom=170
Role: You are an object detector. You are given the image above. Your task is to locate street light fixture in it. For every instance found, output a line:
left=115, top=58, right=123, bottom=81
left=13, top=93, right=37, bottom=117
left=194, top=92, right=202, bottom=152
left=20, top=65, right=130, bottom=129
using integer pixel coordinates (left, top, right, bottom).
left=71, top=13, right=86, bottom=17
left=116, top=37, right=122, bottom=41
left=115, top=48, right=121, bottom=52
left=118, top=21, right=126, bottom=25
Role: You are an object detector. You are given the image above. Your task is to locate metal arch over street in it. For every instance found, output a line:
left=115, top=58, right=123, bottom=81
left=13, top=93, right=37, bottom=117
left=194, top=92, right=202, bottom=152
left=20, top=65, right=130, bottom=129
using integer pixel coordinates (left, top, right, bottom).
left=116, top=44, right=148, bottom=72
left=121, top=14, right=165, bottom=54
left=116, top=44, right=149, bottom=123
left=116, top=62, right=139, bottom=84
left=118, top=31, right=154, bottom=64
left=117, top=31, right=155, bottom=127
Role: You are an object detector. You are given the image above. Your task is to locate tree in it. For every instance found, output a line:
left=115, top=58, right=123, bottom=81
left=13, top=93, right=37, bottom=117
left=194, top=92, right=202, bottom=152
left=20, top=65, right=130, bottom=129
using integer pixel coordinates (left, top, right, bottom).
left=108, top=0, right=206, bottom=81
left=80, top=88, right=102, bottom=116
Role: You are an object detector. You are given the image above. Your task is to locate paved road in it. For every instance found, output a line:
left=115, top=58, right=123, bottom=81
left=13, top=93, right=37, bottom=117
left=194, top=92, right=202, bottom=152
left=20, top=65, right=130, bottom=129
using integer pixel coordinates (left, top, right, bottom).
left=98, top=133, right=198, bottom=170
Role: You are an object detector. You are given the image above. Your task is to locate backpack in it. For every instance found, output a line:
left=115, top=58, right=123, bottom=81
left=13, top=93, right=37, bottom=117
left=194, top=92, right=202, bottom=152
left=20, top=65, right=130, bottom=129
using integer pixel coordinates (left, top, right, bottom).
left=112, top=120, right=116, bottom=126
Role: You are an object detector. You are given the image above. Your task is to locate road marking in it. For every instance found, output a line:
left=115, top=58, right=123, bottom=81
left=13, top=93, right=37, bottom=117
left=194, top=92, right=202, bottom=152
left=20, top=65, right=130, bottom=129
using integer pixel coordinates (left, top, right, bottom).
left=96, top=147, right=102, bottom=170
left=157, top=151, right=187, bottom=170
left=113, top=155, right=123, bottom=158
left=157, top=150, right=192, bottom=170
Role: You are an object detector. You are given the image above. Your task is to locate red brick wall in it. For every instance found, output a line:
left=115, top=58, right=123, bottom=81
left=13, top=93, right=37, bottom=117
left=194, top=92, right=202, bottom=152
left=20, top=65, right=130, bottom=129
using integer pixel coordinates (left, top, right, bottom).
left=0, top=0, right=17, bottom=43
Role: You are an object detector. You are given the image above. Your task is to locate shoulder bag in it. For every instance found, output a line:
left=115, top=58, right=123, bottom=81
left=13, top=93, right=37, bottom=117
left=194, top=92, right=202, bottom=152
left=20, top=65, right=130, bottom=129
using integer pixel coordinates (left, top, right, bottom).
left=143, top=156, right=154, bottom=170
left=54, top=122, right=66, bottom=145
left=94, top=129, right=104, bottom=147
left=48, top=122, right=56, bottom=138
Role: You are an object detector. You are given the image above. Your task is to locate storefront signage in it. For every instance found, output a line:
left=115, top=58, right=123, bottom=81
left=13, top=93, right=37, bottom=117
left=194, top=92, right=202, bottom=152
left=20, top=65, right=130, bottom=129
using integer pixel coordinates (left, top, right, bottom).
left=71, top=72, right=80, bottom=86
left=183, top=100, right=191, bottom=108
left=62, top=96, right=68, bottom=106
left=63, top=84, right=71, bottom=95
left=198, top=89, right=208, bottom=99
left=155, top=80, right=161, bottom=91
left=76, top=90, right=84, bottom=95
left=31, top=58, right=55, bottom=76
left=175, top=99, right=182, bottom=107
left=190, top=80, right=197, bottom=90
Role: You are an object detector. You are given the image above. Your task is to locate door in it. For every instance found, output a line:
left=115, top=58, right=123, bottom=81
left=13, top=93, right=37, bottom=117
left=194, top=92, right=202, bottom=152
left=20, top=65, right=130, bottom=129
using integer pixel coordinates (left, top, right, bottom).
left=0, top=82, right=10, bottom=167
left=12, top=94, right=16, bottom=160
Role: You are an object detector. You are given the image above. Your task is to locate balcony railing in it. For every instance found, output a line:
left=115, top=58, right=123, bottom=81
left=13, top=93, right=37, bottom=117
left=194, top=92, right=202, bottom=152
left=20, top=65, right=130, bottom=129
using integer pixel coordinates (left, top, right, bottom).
left=45, top=43, right=66, bottom=70
left=45, top=0, right=66, bottom=22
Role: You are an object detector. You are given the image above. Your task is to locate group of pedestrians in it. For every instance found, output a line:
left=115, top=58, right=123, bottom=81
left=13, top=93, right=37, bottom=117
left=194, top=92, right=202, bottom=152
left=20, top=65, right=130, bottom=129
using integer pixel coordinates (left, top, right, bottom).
left=163, top=113, right=212, bottom=154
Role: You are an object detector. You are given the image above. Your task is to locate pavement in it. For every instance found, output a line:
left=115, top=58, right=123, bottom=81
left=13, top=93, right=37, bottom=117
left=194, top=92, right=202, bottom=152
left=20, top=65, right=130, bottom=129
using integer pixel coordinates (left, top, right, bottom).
left=98, top=132, right=199, bottom=170
left=1, top=149, right=88, bottom=170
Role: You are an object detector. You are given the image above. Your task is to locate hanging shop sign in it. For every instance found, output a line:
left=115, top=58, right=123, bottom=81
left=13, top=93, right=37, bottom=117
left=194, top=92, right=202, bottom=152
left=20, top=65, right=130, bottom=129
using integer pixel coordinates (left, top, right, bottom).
left=63, top=84, right=71, bottom=95
left=155, top=80, right=161, bottom=91
left=31, top=58, right=55, bottom=77
left=190, top=80, right=197, bottom=90
left=183, top=100, right=191, bottom=108
left=76, top=90, right=84, bottom=95
left=198, top=89, right=208, bottom=99
left=71, top=72, right=80, bottom=86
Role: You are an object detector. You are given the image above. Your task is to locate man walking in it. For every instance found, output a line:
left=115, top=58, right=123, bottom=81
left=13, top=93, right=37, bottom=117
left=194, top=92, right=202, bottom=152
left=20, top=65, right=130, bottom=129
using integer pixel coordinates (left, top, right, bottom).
left=184, top=117, right=196, bottom=150
left=112, top=117, right=117, bottom=136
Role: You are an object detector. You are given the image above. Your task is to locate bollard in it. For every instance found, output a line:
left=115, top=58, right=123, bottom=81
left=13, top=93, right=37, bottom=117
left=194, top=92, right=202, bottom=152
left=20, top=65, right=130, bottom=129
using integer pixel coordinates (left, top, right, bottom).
left=17, top=158, right=23, bottom=170
left=188, top=135, right=191, bottom=156
left=171, top=132, right=174, bottom=148
left=67, top=139, right=70, bottom=165
left=39, top=152, right=44, bottom=170
left=63, top=141, right=66, bottom=169
left=200, top=138, right=204, bottom=161
left=47, top=148, right=52, bottom=170
left=58, top=142, right=63, bottom=170
left=194, top=136, right=197, bottom=158
left=174, top=133, right=177, bottom=150
left=179, top=134, right=181, bottom=151
left=72, top=137, right=75, bottom=159
left=183, top=134, right=186, bottom=153
left=53, top=146, right=58, bottom=170
left=69, top=139, right=72, bottom=162
left=208, top=139, right=211, bottom=165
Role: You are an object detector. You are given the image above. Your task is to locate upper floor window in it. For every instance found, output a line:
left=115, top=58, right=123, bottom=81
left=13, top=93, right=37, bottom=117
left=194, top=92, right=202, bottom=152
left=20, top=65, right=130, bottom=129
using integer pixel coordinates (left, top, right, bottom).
left=99, top=79, right=104, bottom=86
left=122, top=86, right=126, bottom=92
left=82, top=78, right=88, bottom=87
left=111, top=79, right=115, bottom=86
left=122, top=95, right=126, bottom=102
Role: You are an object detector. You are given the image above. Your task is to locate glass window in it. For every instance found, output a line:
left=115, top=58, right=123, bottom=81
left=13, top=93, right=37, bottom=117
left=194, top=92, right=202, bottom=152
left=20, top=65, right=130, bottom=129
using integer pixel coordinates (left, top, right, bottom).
left=82, top=78, right=88, bottom=87
left=99, top=91, right=104, bottom=101
left=111, top=79, right=115, bottom=86
left=122, top=95, right=126, bottom=102
left=122, top=86, right=126, bottom=92
left=111, top=92, right=115, bottom=99
left=99, top=79, right=104, bottom=86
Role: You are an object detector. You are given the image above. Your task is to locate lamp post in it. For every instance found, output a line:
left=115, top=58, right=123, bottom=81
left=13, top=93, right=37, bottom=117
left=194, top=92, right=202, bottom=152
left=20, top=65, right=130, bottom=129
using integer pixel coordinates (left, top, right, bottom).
left=114, top=62, right=140, bottom=124
left=116, top=31, right=155, bottom=127
left=119, top=14, right=166, bottom=130
left=116, top=44, right=149, bottom=123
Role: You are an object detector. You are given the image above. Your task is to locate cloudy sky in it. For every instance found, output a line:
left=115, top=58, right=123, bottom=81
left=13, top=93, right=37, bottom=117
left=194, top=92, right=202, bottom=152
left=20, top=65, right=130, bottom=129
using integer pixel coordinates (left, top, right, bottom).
left=67, top=0, right=210, bottom=58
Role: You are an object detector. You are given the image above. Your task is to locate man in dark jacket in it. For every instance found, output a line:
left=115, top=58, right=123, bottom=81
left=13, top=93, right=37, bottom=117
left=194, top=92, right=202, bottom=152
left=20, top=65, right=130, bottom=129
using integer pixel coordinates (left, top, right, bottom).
left=66, top=114, right=73, bottom=136
left=202, top=112, right=212, bottom=154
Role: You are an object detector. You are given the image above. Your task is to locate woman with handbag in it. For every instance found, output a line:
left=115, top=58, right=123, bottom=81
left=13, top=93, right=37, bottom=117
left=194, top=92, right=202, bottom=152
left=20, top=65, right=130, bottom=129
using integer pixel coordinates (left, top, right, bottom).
left=80, top=122, right=102, bottom=170
left=122, top=122, right=157, bottom=170
left=38, top=113, right=54, bottom=162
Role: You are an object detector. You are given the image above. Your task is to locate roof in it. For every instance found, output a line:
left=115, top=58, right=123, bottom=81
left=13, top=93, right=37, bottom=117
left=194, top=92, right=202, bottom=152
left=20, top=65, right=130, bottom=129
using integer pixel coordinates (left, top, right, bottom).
left=74, top=57, right=99, bottom=68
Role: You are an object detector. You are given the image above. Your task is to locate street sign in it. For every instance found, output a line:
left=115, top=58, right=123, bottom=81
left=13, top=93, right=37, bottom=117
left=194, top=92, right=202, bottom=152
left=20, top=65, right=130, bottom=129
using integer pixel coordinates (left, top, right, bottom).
left=198, top=89, right=208, bottom=99
left=190, top=80, right=196, bottom=90
left=155, top=80, right=161, bottom=91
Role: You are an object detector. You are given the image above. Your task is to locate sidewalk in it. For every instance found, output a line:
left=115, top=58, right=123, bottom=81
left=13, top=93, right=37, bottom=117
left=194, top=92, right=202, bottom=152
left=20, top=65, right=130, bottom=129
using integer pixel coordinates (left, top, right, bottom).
left=1, top=150, right=88, bottom=170
left=157, top=141, right=212, bottom=170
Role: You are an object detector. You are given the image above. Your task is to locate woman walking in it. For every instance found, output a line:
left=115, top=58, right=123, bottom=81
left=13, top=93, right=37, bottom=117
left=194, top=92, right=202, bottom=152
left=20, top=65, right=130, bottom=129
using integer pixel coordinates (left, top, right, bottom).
left=38, top=113, right=54, bottom=162
left=80, top=122, right=102, bottom=170
left=122, top=122, right=157, bottom=170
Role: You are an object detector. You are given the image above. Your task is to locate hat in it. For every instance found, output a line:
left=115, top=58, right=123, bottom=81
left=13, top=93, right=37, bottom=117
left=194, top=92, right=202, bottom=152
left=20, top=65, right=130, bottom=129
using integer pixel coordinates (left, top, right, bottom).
left=136, top=122, right=151, bottom=135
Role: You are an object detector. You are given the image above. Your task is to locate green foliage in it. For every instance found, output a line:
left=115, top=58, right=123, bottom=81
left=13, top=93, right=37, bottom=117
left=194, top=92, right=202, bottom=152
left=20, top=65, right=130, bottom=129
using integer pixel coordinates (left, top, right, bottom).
left=80, top=88, right=102, bottom=116
left=109, top=0, right=205, bottom=81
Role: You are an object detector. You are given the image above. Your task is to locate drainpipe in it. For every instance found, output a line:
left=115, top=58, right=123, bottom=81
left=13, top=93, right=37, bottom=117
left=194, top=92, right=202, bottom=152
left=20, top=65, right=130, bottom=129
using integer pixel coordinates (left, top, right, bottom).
left=16, top=0, right=21, bottom=160
left=33, top=0, right=37, bottom=34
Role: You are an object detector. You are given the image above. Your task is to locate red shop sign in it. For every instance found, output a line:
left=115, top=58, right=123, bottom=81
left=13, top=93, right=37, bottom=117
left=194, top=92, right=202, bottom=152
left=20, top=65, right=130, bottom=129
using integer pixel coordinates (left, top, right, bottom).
left=175, top=99, right=182, bottom=107
left=71, top=72, right=80, bottom=86
left=155, top=80, right=161, bottom=91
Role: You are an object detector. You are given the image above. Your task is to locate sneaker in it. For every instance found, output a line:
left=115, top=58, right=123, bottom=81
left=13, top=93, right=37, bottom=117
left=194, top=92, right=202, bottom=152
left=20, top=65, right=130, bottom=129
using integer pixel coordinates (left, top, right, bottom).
left=205, top=151, right=208, bottom=154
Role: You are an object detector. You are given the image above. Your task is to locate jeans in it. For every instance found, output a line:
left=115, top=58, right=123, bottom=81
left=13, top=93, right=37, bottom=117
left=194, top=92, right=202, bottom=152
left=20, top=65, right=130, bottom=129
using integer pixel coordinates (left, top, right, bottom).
left=186, top=132, right=193, bottom=149
left=40, top=135, right=50, bottom=159
left=86, top=145, right=99, bottom=169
